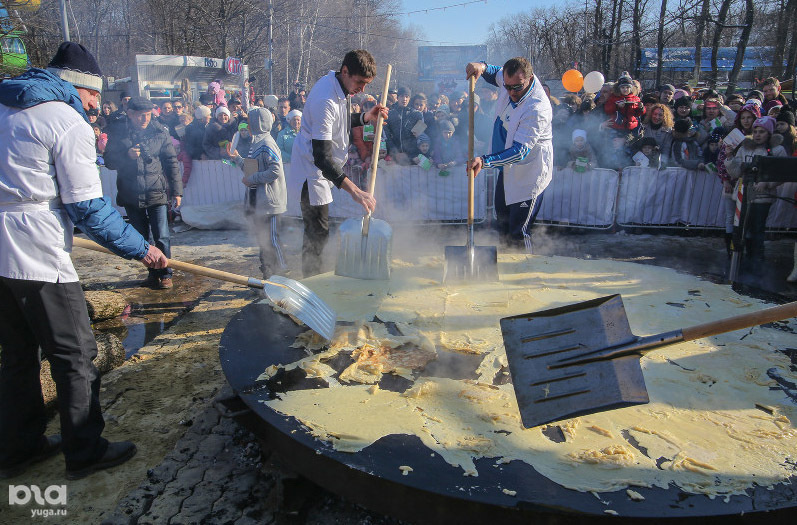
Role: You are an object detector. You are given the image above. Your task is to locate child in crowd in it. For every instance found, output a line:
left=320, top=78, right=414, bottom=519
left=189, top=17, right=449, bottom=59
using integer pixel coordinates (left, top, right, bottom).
left=434, top=120, right=464, bottom=172
left=603, top=72, right=645, bottom=134
left=566, top=129, right=596, bottom=172
left=670, top=118, right=705, bottom=170
left=600, top=130, right=633, bottom=171
left=230, top=122, right=252, bottom=159
left=92, top=123, right=107, bottom=158
left=413, top=133, right=434, bottom=169
left=702, top=129, right=722, bottom=168
left=775, top=109, right=796, bottom=156
left=276, top=109, right=301, bottom=162
left=231, top=107, right=287, bottom=279
left=632, top=137, right=661, bottom=169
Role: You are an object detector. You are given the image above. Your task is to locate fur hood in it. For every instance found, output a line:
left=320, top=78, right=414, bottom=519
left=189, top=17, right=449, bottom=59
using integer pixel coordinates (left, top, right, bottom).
left=738, top=133, right=783, bottom=151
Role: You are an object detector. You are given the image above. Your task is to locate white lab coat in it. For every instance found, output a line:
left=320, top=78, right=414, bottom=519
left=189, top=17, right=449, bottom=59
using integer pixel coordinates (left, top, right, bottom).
left=492, top=69, right=554, bottom=206
left=0, top=101, right=102, bottom=282
left=291, top=71, right=350, bottom=206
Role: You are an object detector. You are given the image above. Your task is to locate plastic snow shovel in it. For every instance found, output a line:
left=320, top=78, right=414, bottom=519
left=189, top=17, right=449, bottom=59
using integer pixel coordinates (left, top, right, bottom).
left=443, top=75, right=498, bottom=282
left=72, top=237, right=336, bottom=341
left=334, top=65, right=393, bottom=280
left=500, top=294, right=797, bottom=428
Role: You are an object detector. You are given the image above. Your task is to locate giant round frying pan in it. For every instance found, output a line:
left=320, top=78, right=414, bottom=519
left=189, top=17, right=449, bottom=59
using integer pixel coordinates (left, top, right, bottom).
left=219, top=301, right=797, bottom=524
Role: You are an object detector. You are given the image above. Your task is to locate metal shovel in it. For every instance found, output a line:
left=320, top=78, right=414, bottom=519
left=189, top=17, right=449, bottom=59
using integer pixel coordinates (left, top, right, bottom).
left=334, top=65, right=393, bottom=280
left=72, top=237, right=336, bottom=341
left=500, top=294, right=797, bottom=428
left=443, top=76, right=498, bottom=282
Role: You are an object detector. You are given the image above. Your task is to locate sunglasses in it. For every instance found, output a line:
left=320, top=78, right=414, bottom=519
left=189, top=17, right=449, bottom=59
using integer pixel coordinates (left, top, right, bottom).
left=174, top=104, right=183, bottom=109
left=503, top=82, right=525, bottom=92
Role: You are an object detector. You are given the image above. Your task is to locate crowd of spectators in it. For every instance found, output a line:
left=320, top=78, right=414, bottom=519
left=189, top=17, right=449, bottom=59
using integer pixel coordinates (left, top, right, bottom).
left=92, top=72, right=795, bottom=260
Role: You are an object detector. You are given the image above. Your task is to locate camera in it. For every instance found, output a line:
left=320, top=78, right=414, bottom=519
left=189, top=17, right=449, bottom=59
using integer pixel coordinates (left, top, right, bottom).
left=136, top=143, right=153, bottom=164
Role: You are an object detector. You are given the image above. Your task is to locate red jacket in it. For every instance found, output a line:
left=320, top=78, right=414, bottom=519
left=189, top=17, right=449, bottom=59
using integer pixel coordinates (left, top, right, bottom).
left=604, top=93, right=645, bottom=131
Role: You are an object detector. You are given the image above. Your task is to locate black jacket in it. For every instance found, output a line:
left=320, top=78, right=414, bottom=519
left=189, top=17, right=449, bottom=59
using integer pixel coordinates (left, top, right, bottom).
left=184, top=120, right=207, bottom=160
left=105, top=120, right=182, bottom=208
left=385, top=104, right=423, bottom=157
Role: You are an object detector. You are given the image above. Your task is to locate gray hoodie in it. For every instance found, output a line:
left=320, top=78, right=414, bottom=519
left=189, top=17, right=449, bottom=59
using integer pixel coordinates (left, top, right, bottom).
left=242, top=107, right=287, bottom=215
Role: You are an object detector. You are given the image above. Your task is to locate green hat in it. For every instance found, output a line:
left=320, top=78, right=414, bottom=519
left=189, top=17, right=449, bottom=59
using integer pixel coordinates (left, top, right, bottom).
left=238, top=122, right=249, bottom=131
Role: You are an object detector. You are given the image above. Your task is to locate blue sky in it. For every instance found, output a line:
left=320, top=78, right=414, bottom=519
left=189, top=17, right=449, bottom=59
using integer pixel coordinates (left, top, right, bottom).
left=399, top=0, right=524, bottom=46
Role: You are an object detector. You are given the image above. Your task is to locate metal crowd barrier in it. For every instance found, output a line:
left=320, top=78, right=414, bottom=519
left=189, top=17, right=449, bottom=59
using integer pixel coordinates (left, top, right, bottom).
left=98, top=162, right=796, bottom=231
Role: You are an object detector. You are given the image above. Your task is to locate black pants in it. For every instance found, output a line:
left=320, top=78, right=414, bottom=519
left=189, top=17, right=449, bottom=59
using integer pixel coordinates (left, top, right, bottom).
left=745, top=202, right=772, bottom=260
left=0, top=278, right=108, bottom=468
left=494, top=171, right=545, bottom=248
left=300, top=180, right=330, bottom=277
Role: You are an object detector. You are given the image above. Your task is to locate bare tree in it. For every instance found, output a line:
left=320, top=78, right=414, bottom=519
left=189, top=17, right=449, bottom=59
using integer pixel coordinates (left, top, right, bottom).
left=725, top=0, right=754, bottom=95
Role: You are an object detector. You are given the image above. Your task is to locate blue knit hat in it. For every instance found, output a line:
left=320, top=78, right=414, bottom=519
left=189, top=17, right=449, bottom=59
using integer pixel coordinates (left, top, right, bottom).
left=417, top=133, right=430, bottom=146
left=47, top=42, right=103, bottom=91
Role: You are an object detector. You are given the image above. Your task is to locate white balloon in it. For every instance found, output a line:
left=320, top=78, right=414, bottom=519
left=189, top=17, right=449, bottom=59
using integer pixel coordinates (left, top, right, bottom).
left=583, top=71, right=605, bottom=94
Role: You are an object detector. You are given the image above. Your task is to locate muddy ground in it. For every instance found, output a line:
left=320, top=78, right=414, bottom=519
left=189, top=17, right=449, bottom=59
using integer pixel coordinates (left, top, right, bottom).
left=1, top=219, right=795, bottom=524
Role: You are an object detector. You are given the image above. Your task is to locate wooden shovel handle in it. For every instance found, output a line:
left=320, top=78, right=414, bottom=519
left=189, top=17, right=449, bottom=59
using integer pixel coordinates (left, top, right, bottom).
left=72, top=237, right=257, bottom=288
left=681, top=301, right=797, bottom=342
left=467, top=75, right=476, bottom=226
left=367, top=64, right=392, bottom=197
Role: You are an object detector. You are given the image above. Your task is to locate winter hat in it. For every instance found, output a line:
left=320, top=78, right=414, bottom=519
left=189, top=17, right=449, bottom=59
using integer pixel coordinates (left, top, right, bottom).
left=753, top=116, right=775, bottom=135
left=397, top=86, right=412, bottom=97
left=776, top=109, right=795, bottom=127
left=215, top=106, right=231, bottom=118
left=672, top=89, right=689, bottom=100
left=674, top=97, right=692, bottom=109
left=659, top=84, right=675, bottom=94
left=726, top=93, right=745, bottom=104
left=416, top=133, right=431, bottom=146
left=47, top=42, right=103, bottom=91
left=571, top=129, right=587, bottom=143
left=738, top=102, right=762, bottom=119
left=127, top=96, right=154, bottom=111
left=194, top=105, right=211, bottom=119
left=238, top=122, right=249, bottom=131
left=617, top=71, right=633, bottom=86
left=286, top=109, right=302, bottom=121
left=746, top=90, right=764, bottom=102
left=641, top=93, right=658, bottom=105
left=674, top=118, right=692, bottom=134
left=435, top=104, right=450, bottom=115
left=708, top=128, right=724, bottom=144
left=388, top=87, right=398, bottom=95
left=763, top=99, right=783, bottom=114
left=638, top=136, right=659, bottom=149
left=439, top=120, right=455, bottom=133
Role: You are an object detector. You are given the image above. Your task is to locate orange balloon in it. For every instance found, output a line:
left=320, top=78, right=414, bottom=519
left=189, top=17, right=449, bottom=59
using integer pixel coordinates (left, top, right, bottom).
left=562, top=69, right=584, bottom=92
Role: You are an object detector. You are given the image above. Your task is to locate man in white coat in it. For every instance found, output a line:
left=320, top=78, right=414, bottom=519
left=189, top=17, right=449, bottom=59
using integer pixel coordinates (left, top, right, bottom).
left=467, top=57, right=553, bottom=252
left=0, top=42, right=168, bottom=480
left=292, top=49, right=387, bottom=277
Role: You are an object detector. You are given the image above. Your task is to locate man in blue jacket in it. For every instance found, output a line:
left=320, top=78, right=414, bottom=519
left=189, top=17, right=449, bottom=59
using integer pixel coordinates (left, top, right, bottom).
left=467, top=57, right=554, bottom=252
left=0, top=42, right=168, bottom=480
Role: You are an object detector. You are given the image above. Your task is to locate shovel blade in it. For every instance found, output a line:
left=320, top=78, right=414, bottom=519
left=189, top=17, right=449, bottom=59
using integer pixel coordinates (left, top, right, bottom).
left=443, top=245, right=498, bottom=282
left=500, top=295, right=649, bottom=428
left=335, top=217, right=392, bottom=280
left=262, top=275, right=337, bottom=341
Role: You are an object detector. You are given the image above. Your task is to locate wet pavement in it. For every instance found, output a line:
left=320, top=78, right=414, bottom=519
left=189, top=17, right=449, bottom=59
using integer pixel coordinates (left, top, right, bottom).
left=65, top=221, right=797, bottom=524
